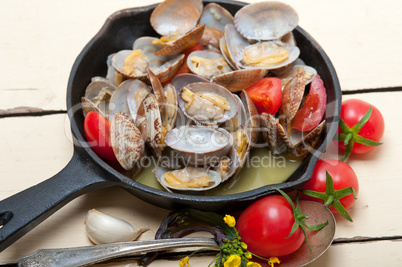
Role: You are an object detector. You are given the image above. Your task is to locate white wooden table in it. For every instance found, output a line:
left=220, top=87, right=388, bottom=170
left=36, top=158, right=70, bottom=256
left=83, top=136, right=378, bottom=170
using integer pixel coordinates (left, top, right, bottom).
left=1, top=0, right=402, bottom=266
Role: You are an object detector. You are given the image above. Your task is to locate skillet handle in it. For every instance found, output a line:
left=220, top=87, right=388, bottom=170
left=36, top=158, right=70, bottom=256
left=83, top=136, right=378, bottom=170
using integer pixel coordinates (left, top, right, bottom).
left=0, top=148, right=118, bottom=253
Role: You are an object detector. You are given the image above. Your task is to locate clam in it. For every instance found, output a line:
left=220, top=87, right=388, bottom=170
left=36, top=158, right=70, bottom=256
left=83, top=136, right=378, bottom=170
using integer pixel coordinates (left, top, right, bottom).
left=199, top=3, right=234, bottom=50
left=81, top=80, right=116, bottom=118
left=237, top=40, right=299, bottom=70
left=155, top=165, right=222, bottom=192
left=199, top=3, right=234, bottom=33
left=135, top=93, right=165, bottom=156
left=150, top=0, right=205, bottom=56
left=215, top=147, right=240, bottom=182
left=219, top=37, right=237, bottom=70
left=234, top=1, right=299, bottom=41
left=276, top=65, right=317, bottom=88
left=279, top=71, right=307, bottom=128
left=109, top=79, right=142, bottom=120
left=240, top=90, right=260, bottom=145
left=171, top=73, right=210, bottom=95
left=212, top=68, right=268, bottom=93
left=187, top=50, right=232, bottom=79
left=164, top=125, right=232, bottom=166
left=222, top=1, right=300, bottom=71
left=106, top=53, right=124, bottom=87
left=111, top=50, right=149, bottom=80
left=200, top=27, right=224, bottom=52
left=260, top=112, right=290, bottom=154
left=111, top=112, right=145, bottom=171
left=178, top=82, right=239, bottom=125
left=162, top=83, right=178, bottom=132
left=133, top=37, right=185, bottom=82
left=126, top=79, right=151, bottom=122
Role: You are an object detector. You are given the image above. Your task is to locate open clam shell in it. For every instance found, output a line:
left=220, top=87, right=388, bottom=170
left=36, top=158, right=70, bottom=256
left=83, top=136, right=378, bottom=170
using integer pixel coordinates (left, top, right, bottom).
left=111, top=50, right=149, bottom=80
left=111, top=112, right=145, bottom=171
left=155, top=24, right=206, bottom=56
left=287, top=120, right=326, bottom=158
left=164, top=125, right=232, bottom=166
left=155, top=165, right=222, bottom=192
left=150, top=0, right=203, bottom=36
left=172, top=73, right=210, bottom=94
left=260, top=112, right=290, bottom=155
left=279, top=71, right=307, bottom=125
left=187, top=50, right=232, bottom=79
left=147, top=68, right=165, bottom=116
left=126, top=79, right=150, bottom=122
left=109, top=79, right=139, bottom=119
left=135, top=93, right=164, bottom=156
left=277, top=64, right=317, bottom=88
left=235, top=40, right=300, bottom=70
left=133, top=37, right=185, bottom=82
left=215, top=146, right=240, bottom=182
left=240, top=90, right=260, bottom=145
left=82, top=80, right=116, bottom=118
left=219, top=37, right=237, bottom=70
left=178, top=82, right=239, bottom=125
left=162, top=83, right=178, bottom=132
left=234, top=1, right=299, bottom=40
left=199, top=3, right=234, bottom=33
left=224, top=24, right=248, bottom=70
left=212, top=68, right=268, bottom=93
left=221, top=94, right=245, bottom=134
left=84, top=80, right=116, bottom=103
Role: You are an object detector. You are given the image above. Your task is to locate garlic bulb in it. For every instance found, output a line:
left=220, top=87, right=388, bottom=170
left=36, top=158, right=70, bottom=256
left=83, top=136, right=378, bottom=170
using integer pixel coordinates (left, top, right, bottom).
left=85, top=209, right=148, bottom=244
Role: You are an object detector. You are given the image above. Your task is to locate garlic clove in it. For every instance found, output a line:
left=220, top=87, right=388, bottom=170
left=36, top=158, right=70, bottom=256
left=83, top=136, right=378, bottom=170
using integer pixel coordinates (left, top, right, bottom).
left=85, top=209, right=149, bottom=245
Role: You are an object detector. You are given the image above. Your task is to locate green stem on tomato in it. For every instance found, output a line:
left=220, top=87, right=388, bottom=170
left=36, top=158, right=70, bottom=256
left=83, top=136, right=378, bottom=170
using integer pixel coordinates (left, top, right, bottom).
left=301, top=171, right=357, bottom=222
left=335, top=107, right=382, bottom=162
left=270, top=188, right=328, bottom=256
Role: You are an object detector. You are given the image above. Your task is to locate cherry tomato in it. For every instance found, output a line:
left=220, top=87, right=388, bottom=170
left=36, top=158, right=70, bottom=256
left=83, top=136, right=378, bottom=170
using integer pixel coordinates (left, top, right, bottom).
left=84, top=112, right=117, bottom=162
left=291, top=75, right=327, bottom=131
left=245, top=77, right=282, bottom=115
left=336, top=99, right=384, bottom=155
left=237, top=195, right=305, bottom=257
left=301, top=159, right=359, bottom=215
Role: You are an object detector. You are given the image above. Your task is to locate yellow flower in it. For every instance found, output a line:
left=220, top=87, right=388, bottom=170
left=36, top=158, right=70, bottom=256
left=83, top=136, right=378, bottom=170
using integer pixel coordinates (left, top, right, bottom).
left=224, top=254, right=241, bottom=267
left=224, top=214, right=236, bottom=227
left=179, top=256, right=190, bottom=267
left=267, top=257, right=280, bottom=267
left=247, top=262, right=262, bottom=267
left=244, top=252, right=252, bottom=259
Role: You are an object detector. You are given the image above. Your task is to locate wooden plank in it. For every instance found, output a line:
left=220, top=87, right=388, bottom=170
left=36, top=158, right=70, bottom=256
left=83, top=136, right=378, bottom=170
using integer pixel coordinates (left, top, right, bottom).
left=1, top=0, right=402, bottom=111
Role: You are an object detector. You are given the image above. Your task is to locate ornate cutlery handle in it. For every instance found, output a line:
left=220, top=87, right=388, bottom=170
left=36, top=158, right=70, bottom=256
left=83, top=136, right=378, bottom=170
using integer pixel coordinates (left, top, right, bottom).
left=18, top=237, right=218, bottom=267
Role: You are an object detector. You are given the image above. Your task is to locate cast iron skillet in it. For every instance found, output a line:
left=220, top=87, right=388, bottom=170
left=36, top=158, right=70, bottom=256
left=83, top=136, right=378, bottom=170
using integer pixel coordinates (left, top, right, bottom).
left=0, top=0, right=341, bottom=253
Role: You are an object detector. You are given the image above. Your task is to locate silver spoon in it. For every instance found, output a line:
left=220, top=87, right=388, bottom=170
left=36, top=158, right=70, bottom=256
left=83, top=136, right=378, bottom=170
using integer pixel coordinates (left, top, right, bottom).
left=17, top=237, right=218, bottom=267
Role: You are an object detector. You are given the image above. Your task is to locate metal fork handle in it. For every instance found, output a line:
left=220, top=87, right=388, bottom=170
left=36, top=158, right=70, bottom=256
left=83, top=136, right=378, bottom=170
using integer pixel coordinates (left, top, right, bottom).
left=18, top=237, right=218, bottom=267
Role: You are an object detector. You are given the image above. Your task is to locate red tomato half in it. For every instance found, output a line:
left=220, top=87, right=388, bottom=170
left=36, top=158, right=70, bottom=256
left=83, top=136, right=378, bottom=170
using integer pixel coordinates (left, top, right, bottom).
left=291, top=75, right=327, bottom=131
left=245, top=77, right=282, bottom=115
left=336, top=99, right=384, bottom=154
left=84, top=112, right=117, bottom=162
left=301, top=159, right=359, bottom=214
left=237, top=195, right=305, bottom=257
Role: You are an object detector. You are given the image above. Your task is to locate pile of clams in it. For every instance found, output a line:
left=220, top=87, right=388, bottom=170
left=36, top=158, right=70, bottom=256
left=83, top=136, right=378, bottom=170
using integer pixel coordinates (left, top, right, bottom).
left=81, top=0, right=327, bottom=193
